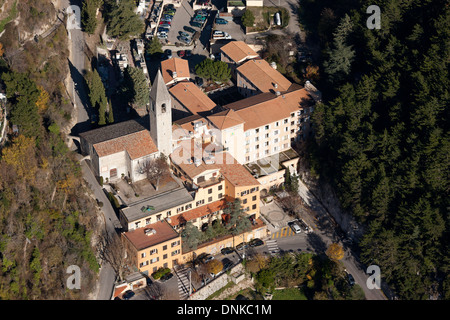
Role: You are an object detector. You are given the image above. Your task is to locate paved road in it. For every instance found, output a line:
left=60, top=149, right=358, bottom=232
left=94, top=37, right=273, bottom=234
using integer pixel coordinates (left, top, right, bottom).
left=296, top=178, right=388, bottom=300
left=81, top=160, right=121, bottom=300
left=62, top=0, right=94, bottom=136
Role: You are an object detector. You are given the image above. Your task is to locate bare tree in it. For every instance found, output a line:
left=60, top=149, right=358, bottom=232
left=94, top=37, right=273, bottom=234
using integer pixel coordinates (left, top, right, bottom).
left=140, top=154, right=170, bottom=191
left=97, top=228, right=135, bottom=281
left=145, top=282, right=167, bottom=300
left=278, top=194, right=304, bottom=217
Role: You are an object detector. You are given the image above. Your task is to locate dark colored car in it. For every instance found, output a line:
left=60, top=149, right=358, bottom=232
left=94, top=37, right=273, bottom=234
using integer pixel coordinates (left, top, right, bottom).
left=236, top=242, right=248, bottom=250
left=159, top=21, right=171, bottom=25
left=221, top=247, right=234, bottom=255
left=190, top=21, right=202, bottom=28
left=195, top=76, right=204, bottom=87
left=221, top=258, right=233, bottom=270
left=184, top=26, right=196, bottom=33
left=185, top=50, right=192, bottom=57
left=249, top=238, right=264, bottom=247
left=178, top=50, right=185, bottom=58
left=160, top=272, right=173, bottom=282
left=347, top=273, right=355, bottom=286
left=215, top=18, right=228, bottom=24
left=164, top=49, right=172, bottom=59
left=122, top=290, right=135, bottom=300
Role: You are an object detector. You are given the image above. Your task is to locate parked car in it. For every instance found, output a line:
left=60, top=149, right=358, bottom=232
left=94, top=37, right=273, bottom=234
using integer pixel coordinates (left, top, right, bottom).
left=297, top=219, right=312, bottom=233
left=221, top=247, right=234, bottom=255
left=157, top=27, right=169, bottom=33
left=190, top=21, right=203, bottom=28
left=184, top=26, right=196, bottom=33
left=178, top=36, right=191, bottom=44
left=249, top=238, right=264, bottom=247
left=179, top=31, right=190, bottom=38
left=221, top=258, right=233, bottom=270
left=159, top=21, right=171, bottom=25
left=185, top=50, right=192, bottom=57
left=236, top=242, right=248, bottom=250
left=161, top=17, right=172, bottom=22
left=195, top=76, right=204, bottom=87
left=203, top=254, right=214, bottom=263
left=347, top=273, right=355, bottom=286
left=122, top=290, right=135, bottom=300
left=215, top=18, right=228, bottom=24
left=177, top=50, right=185, bottom=58
left=160, top=272, right=173, bottom=282
left=164, top=49, right=172, bottom=59
left=157, top=33, right=168, bottom=39
left=289, top=222, right=302, bottom=234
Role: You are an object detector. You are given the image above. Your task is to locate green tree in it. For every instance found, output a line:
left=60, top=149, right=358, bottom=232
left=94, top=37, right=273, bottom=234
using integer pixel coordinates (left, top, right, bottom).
left=104, top=0, right=144, bottom=40
left=224, top=198, right=252, bottom=236
left=86, top=69, right=108, bottom=125
left=181, top=221, right=202, bottom=251
left=241, top=9, right=255, bottom=28
left=145, top=37, right=163, bottom=58
left=81, top=0, right=98, bottom=34
left=194, top=59, right=231, bottom=83
left=123, top=66, right=149, bottom=109
left=323, top=14, right=355, bottom=84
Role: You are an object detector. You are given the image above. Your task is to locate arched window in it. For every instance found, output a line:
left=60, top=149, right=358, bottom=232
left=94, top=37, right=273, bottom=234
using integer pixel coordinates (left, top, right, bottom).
left=161, top=103, right=166, bottom=113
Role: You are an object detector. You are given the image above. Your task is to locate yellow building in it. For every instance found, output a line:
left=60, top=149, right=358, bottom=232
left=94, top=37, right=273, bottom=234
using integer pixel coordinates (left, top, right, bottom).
left=122, top=220, right=182, bottom=275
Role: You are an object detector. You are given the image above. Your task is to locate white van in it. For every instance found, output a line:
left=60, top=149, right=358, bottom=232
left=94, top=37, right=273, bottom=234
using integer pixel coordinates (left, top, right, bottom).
left=290, top=223, right=301, bottom=234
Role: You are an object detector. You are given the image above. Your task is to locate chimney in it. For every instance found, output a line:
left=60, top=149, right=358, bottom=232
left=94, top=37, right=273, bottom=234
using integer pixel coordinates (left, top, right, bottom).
left=275, top=91, right=280, bottom=96
left=144, top=228, right=156, bottom=236
left=270, top=61, right=277, bottom=69
left=274, top=83, right=278, bottom=89
left=172, top=71, right=177, bottom=78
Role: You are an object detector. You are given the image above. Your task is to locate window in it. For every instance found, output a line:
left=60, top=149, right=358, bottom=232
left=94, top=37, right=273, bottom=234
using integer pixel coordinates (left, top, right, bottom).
left=241, top=190, right=249, bottom=196
left=177, top=207, right=184, bottom=213
left=163, top=254, right=168, bottom=259
left=243, top=199, right=248, bottom=204
left=145, top=218, right=151, bottom=225
left=252, top=204, right=257, bottom=210
left=141, top=252, right=146, bottom=258
left=171, top=240, right=180, bottom=247
left=167, top=210, right=171, bottom=217
left=208, top=188, right=213, bottom=194
left=274, top=130, right=279, bottom=135
left=283, top=135, right=288, bottom=140
left=140, top=261, right=149, bottom=267
left=284, top=118, right=288, bottom=124
left=274, top=138, right=279, bottom=143
left=110, top=168, right=117, bottom=178
left=246, top=148, right=250, bottom=154
left=254, top=136, right=259, bottom=142
left=291, top=121, right=295, bottom=126
left=245, top=156, right=250, bottom=162
left=275, top=121, right=279, bottom=127
left=156, top=214, right=162, bottom=221
left=161, top=103, right=167, bottom=113
left=185, top=204, right=192, bottom=210
left=291, top=112, right=295, bottom=118
left=265, top=125, right=269, bottom=130
left=163, top=263, right=168, bottom=268
left=256, top=144, right=260, bottom=149
left=150, top=248, right=158, bottom=255
left=252, top=195, right=257, bottom=201
left=218, top=185, right=223, bottom=191
left=284, top=126, right=289, bottom=132
left=265, top=133, right=269, bottom=138
left=150, top=257, right=159, bottom=264
left=208, top=196, right=213, bottom=202
left=196, top=200, right=204, bottom=206
left=273, top=146, right=278, bottom=152
left=265, top=141, right=269, bottom=146
left=135, top=222, right=141, bottom=229
left=163, top=245, right=167, bottom=251
left=218, top=193, right=223, bottom=198
left=265, top=149, right=269, bottom=155
left=255, top=128, right=259, bottom=133
left=172, top=250, right=180, bottom=256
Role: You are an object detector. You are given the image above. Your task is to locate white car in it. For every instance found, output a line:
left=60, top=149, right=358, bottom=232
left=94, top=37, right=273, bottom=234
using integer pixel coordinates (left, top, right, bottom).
left=290, top=223, right=301, bottom=234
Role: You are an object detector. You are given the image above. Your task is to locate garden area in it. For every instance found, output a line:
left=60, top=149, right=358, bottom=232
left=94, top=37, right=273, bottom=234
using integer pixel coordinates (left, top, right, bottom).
left=243, top=7, right=290, bottom=33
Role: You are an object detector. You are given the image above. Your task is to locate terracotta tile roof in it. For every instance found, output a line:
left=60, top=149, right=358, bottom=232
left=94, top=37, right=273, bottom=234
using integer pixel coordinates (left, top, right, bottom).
left=171, top=141, right=259, bottom=187
left=173, top=114, right=206, bottom=134
left=224, top=87, right=312, bottom=131
left=169, top=82, right=216, bottom=115
left=93, top=129, right=158, bottom=160
left=160, top=58, right=190, bottom=84
left=207, top=109, right=245, bottom=130
left=237, top=59, right=292, bottom=93
left=122, top=220, right=179, bottom=251
left=167, top=198, right=230, bottom=226
left=220, top=41, right=259, bottom=64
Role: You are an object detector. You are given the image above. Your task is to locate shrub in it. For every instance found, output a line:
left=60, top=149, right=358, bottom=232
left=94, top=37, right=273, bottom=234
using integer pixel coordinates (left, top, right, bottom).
left=152, top=267, right=171, bottom=280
